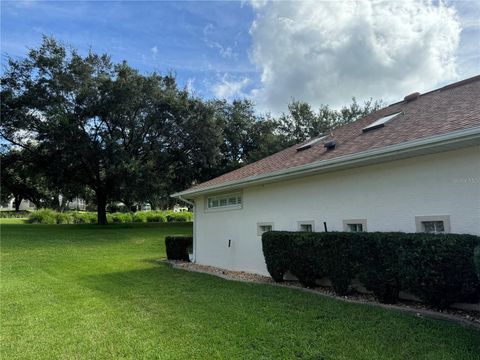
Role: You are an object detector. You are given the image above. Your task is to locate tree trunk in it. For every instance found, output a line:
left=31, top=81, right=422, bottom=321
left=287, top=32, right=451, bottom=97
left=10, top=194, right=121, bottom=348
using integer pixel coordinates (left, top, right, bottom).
left=14, top=195, right=23, bottom=212
left=96, top=192, right=108, bottom=225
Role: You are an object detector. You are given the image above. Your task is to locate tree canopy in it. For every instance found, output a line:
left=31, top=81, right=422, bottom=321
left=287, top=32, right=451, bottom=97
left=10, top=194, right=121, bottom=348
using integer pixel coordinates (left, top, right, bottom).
left=277, top=98, right=383, bottom=144
left=1, top=37, right=382, bottom=223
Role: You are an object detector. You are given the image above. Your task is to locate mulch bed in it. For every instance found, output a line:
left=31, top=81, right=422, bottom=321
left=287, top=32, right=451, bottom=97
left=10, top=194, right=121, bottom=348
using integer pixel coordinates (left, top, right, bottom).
left=162, top=259, right=480, bottom=329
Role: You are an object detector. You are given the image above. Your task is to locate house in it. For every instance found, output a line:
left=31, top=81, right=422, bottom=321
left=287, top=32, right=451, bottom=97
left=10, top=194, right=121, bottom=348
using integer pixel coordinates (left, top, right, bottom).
left=0, top=196, right=87, bottom=212
left=1, top=199, right=36, bottom=211
left=172, top=76, right=480, bottom=276
left=173, top=204, right=189, bottom=213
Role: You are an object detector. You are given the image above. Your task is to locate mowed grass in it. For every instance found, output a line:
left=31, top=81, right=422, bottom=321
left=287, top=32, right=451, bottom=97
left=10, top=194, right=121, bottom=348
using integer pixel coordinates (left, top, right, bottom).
left=1, top=223, right=479, bottom=360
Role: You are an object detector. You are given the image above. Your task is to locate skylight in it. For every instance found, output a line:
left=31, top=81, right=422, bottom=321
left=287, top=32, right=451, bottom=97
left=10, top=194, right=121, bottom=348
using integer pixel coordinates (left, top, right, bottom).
left=362, top=112, right=402, bottom=132
left=297, top=135, right=327, bottom=151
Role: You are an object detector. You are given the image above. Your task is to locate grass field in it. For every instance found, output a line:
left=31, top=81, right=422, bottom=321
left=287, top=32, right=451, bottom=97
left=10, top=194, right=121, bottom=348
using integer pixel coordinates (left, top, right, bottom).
left=1, top=223, right=479, bottom=359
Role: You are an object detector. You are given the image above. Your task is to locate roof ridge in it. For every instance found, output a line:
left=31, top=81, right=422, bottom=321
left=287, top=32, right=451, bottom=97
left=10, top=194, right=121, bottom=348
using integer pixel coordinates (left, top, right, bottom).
left=389, top=74, right=480, bottom=106
left=438, top=74, right=480, bottom=92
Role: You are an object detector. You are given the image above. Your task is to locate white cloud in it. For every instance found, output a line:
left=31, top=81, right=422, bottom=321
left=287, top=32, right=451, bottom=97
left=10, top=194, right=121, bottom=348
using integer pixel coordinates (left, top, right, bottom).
left=13, top=0, right=37, bottom=8
left=203, top=24, right=237, bottom=59
left=212, top=74, right=250, bottom=99
left=150, top=45, right=158, bottom=59
left=186, top=78, right=196, bottom=93
left=249, top=0, right=461, bottom=113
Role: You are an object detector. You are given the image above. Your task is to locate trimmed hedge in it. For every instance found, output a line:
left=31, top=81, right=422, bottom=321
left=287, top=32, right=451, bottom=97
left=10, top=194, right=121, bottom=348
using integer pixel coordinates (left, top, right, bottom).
left=262, top=231, right=480, bottom=308
left=358, top=233, right=403, bottom=304
left=401, top=234, right=480, bottom=308
left=165, top=236, right=193, bottom=261
left=475, top=246, right=480, bottom=279
left=262, top=232, right=360, bottom=294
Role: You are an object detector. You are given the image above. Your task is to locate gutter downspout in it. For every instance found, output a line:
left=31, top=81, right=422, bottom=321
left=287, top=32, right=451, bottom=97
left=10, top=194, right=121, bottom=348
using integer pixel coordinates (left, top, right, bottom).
left=178, top=195, right=196, bottom=263
left=178, top=195, right=194, bottom=207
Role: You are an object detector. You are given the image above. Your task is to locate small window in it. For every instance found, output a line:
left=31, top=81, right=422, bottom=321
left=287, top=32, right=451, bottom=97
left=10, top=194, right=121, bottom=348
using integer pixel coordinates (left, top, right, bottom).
left=257, top=222, right=274, bottom=236
left=415, top=215, right=450, bottom=234
left=347, top=223, right=363, bottom=232
left=206, top=192, right=242, bottom=211
left=343, top=219, right=367, bottom=232
left=298, top=221, right=314, bottom=232
left=422, top=221, right=444, bottom=234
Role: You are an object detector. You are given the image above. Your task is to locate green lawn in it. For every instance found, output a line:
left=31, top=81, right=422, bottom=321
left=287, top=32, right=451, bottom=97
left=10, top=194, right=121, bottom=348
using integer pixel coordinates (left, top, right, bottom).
left=1, top=223, right=479, bottom=359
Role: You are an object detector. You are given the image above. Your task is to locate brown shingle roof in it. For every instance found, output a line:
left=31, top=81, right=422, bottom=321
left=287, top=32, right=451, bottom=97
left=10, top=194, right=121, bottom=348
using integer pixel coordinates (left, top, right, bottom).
left=183, top=75, right=480, bottom=193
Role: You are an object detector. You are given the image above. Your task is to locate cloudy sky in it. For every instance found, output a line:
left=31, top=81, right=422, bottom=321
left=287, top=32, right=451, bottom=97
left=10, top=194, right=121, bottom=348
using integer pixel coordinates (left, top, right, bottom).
left=1, top=0, right=479, bottom=113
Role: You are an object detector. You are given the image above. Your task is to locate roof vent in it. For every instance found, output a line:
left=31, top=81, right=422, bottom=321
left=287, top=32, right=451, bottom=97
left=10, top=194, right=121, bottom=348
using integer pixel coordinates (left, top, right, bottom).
left=324, top=140, right=336, bottom=150
left=404, top=92, right=420, bottom=102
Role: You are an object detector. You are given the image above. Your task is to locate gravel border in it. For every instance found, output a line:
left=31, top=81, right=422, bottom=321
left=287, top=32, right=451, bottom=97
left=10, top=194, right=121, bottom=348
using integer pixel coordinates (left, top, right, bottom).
left=161, top=259, right=480, bottom=329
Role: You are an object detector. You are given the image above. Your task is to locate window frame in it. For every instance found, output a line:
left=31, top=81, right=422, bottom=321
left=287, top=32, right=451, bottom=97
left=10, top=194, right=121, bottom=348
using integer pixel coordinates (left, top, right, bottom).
left=297, top=221, right=315, bottom=232
left=257, top=222, right=274, bottom=236
left=205, top=192, right=243, bottom=212
left=343, top=219, right=367, bottom=232
left=415, top=215, right=451, bottom=234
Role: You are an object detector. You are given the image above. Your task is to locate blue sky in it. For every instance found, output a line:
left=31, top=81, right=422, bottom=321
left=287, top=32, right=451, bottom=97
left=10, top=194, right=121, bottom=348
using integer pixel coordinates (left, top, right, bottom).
left=1, top=1, right=258, bottom=99
left=1, top=1, right=479, bottom=113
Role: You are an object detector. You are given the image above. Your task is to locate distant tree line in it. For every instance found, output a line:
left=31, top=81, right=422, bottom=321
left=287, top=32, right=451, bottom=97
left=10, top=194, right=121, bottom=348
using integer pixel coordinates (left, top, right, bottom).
left=0, top=37, right=382, bottom=224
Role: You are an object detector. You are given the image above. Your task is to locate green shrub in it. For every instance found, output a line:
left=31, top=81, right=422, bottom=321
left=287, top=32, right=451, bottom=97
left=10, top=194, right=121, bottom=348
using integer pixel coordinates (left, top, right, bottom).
left=289, top=233, right=327, bottom=288
left=55, top=212, right=72, bottom=224
left=146, top=211, right=166, bottom=223
left=358, top=233, right=402, bottom=304
left=132, top=212, right=148, bottom=223
left=27, top=209, right=57, bottom=224
left=400, top=233, right=480, bottom=308
left=109, top=212, right=133, bottom=223
left=166, top=212, right=193, bottom=222
left=69, top=211, right=97, bottom=224
left=165, top=235, right=193, bottom=261
left=475, top=246, right=480, bottom=279
left=261, top=231, right=292, bottom=282
left=262, top=231, right=359, bottom=294
left=23, top=209, right=192, bottom=225
left=0, top=210, right=30, bottom=218
left=262, top=231, right=480, bottom=306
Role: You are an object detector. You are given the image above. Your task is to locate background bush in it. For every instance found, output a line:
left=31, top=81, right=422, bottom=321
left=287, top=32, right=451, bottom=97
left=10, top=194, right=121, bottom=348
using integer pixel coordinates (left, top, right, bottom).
left=0, top=210, right=31, bottom=218
left=26, top=210, right=192, bottom=225
left=55, top=212, right=72, bottom=224
left=262, top=231, right=480, bottom=308
left=166, top=211, right=193, bottom=222
left=70, top=212, right=97, bottom=224
left=165, top=235, right=193, bottom=261
left=146, top=211, right=166, bottom=223
left=108, top=212, right=133, bottom=224
left=27, top=209, right=57, bottom=224
left=133, top=212, right=148, bottom=223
